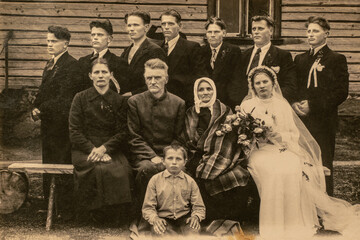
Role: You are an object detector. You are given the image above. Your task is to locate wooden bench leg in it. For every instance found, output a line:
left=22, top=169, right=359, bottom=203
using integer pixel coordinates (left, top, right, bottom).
left=46, top=175, right=56, bottom=231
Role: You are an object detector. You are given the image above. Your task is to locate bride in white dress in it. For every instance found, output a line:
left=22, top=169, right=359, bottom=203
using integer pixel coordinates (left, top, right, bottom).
left=240, top=66, right=359, bottom=239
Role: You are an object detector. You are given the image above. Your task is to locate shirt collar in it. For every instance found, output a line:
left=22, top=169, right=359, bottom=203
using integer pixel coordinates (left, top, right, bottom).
left=146, top=89, right=168, bottom=102
left=164, top=169, right=185, bottom=179
left=254, top=41, right=271, bottom=53
left=312, top=43, right=327, bottom=55
left=52, top=50, right=67, bottom=65
left=167, top=34, right=180, bottom=47
left=88, top=86, right=115, bottom=102
left=210, top=42, right=222, bottom=53
left=93, top=48, right=108, bottom=58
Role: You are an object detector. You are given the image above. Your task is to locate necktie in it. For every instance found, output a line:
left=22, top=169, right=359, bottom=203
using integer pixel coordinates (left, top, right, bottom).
left=309, top=48, right=314, bottom=57
left=90, top=52, right=99, bottom=62
left=163, top=42, right=169, bottom=55
left=45, top=58, right=55, bottom=71
left=210, top=48, right=217, bottom=69
left=249, top=48, right=261, bottom=71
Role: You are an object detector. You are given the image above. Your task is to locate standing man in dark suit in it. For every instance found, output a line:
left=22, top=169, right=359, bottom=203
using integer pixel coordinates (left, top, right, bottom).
left=31, top=26, right=83, bottom=218
left=293, top=17, right=349, bottom=196
left=160, top=9, right=208, bottom=106
left=201, top=17, right=242, bottom=108
left=79, top=20, right=128, bottom=94
left=230, top=16, right=297, bottom=104
left=121, top=11, right=166, bottom=97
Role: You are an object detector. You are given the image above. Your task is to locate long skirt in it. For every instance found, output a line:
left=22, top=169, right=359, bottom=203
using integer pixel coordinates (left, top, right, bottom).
left=72, top=150, right=134, bottom=211
left=248, top=144, right=319, bottom=240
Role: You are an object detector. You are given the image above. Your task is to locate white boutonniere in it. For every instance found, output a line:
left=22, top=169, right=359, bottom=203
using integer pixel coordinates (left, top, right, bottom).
left=316, top=63, right=325, bottom=72
left=271, top=66, right=280, bottom=74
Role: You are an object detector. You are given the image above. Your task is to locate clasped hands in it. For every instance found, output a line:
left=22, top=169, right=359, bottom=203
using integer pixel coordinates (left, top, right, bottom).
left=292, top=100, right=310, bottom=117
left=152, top=216, right=200, bottom=235
left=87, top=145, right=112, bottom=162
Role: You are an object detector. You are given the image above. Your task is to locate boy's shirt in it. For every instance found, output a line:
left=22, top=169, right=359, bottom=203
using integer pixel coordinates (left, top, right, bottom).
left=142, top=169, right=206, bottom=225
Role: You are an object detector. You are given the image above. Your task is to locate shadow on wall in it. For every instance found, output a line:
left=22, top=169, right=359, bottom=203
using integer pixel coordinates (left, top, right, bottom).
left=1, top=87, right=41, bottom=147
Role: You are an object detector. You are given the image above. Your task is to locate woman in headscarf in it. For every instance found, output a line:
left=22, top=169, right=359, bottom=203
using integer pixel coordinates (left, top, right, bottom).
left=240, top=65, right=360, bottom=239
left=69, top=58, right=134, bottom=225
left=181, top=77, right=250, bottom=222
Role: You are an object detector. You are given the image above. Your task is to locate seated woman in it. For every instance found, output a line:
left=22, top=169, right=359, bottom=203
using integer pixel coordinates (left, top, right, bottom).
left=240, top=66, right=360, bottom=239
left=69, top=58, right=134, bottom=224
left=181, top=77, right=250, bottom=222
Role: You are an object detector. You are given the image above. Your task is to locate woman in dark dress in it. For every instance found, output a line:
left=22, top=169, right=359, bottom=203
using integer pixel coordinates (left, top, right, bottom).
left=181, top=77, right=249, bottom=222
left=69, top=58, right=134, bottom=224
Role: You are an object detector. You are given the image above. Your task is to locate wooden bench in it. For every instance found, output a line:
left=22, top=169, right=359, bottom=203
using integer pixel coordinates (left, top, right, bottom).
left=7, top=163, right=74, bottom=231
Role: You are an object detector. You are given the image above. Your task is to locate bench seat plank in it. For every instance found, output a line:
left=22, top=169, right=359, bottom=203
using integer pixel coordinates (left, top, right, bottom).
left=8, top=163, right=73, bottom=174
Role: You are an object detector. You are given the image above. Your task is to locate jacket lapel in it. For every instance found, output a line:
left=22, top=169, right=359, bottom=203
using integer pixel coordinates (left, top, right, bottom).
left=129, top=38, right=149, bottom=67
left=262, top=44, right=276, bottom=66
left=168, top=37, right=185, bottom=71
left=213, top=43, right=227, bottom=74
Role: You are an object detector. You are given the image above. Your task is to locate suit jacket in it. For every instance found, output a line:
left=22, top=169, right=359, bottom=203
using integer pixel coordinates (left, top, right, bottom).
left=294, top=45, right=349, bottom=134
left=201, top=42, right=242, bottom=108
left=121, top=38, right=166, bottom=95
left=78, top=50, right=129, bottom=94
left=163, top=37, right=208, bottom=105
left=34, top=51, right=83, bottom=136
left=231, top=44, right=297, bottom=105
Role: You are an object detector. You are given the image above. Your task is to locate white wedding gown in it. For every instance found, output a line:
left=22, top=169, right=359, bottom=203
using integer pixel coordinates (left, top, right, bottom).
left=241, top=96, right=360, bottom=240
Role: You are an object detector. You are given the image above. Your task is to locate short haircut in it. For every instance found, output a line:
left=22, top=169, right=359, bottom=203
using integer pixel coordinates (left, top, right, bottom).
left=305, top=16, right=330, bottom=31
left=160, top=9, right=182, bottom=24
left=144, top=58, right=168, bottom=77
left=90, top=58, right=110, bottom=73
left=90, top=19, right=113, bottom=35
left=163, top=144, right=188, bottom=161
left=125, top=11, right=151, bottom=25
left=48, top=26, right=71, bottom=41
left=205, top=17, right=227, bottom=30
left=251, top=15, right=274, bottom=28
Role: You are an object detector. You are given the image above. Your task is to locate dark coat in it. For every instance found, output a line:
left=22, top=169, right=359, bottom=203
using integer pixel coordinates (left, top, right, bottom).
left=127, top=90, right=186, bottom=163
left=121, top=38, right=166, bottom=95
left=69, top=87, right=133, bottom=209
left=162, top=37, right=208, bottom=105
left=201, top=42, right=242, bottom=108
left=33, top=51, right=84, bottom=164
left=294, top=45, right=349, bottom=195
left=78, top=50, right=129, bottom=94
left=230, top=44, right=298, bottom=105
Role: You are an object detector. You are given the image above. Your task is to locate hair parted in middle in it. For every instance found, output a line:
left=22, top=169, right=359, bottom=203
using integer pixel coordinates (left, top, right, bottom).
left=90, top=57, right=111, bottom=73
left=248, top=65, right=277, bottom=89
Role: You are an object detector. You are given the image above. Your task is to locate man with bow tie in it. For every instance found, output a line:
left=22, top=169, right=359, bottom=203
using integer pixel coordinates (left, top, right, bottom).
left=293, top=17, right=349, bottom=196
left=230, top=16, right=297, bottom=104
left=159, top=9, right=208, bottom=107
left=78, top=20, right=128, bottom=94
left=32, top=26, right=83, bottom=218
left=200, top=17, right=242, bottom=109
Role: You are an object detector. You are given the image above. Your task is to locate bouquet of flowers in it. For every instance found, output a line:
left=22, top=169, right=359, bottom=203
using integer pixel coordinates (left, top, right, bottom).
left=216, top=106, right=273, bottom=158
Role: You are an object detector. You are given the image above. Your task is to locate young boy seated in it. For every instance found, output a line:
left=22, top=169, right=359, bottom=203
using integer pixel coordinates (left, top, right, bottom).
left=142, top=144, right=206, bottom=236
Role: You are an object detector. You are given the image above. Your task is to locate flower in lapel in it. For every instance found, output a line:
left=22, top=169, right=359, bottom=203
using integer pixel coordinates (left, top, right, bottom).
left=271, top=66, right=280, bottom=74
left=316, top=63, right=325, bottom=72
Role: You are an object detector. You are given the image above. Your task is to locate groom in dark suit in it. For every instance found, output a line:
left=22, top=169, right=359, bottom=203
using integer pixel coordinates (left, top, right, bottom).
left=32, top=26, right=83, bottom=217
left=230, top=16, right=297, bottom=104
left=293, top=17, right=349, bottom=196
left=78, top=19, right=128, bottom=93
left=160, top=9, right=208, bottom=106
left=200, top=17, right=242, bottom=109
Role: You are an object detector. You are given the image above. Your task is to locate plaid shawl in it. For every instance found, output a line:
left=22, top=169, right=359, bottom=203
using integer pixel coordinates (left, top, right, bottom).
left=182, top=100, right=249, bottom=196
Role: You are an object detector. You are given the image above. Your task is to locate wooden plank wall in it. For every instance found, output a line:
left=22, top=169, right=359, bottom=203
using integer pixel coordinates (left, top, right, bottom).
left=0, top=0, right=207, bottom=90
left=1, top=0, right=360, bottom=94
left=281, top=0, right=360, bottom=94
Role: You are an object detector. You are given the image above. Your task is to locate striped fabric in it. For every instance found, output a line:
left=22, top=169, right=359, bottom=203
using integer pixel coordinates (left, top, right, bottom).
left=182, top=100, right=250, bottom=196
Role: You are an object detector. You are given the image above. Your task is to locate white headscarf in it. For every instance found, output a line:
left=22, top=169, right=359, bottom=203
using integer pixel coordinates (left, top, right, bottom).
left=193, top=77, right=217, bottom=114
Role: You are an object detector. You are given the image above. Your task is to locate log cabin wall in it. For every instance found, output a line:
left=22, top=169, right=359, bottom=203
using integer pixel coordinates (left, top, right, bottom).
left=0, top=0, right=359, bottom=94
left=0, top=0, right=207, bottom=90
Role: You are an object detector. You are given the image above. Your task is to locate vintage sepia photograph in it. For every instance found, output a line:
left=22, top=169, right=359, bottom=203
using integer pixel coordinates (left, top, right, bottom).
left=1, top=0, right=359, bottom=239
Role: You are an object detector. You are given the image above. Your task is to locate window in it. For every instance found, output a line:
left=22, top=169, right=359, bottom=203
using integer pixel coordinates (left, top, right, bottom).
left=210, top=0, right=281, bottom=38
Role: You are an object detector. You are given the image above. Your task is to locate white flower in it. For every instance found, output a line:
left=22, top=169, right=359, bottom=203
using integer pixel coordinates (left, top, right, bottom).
left=316, top=63, right=325, bottom=72
left=271, top=66, right=280, bottom=73
left=242, top=140, right=251, bottom=146
left=233, top=119, right=240, bottom=126
left=238, top=134, right=247, bottom=140
left=254, top=128, right=263, bottom=134
left=224, top=124, right=232, bottom=132
left=216, top=130, right=224, bottom=136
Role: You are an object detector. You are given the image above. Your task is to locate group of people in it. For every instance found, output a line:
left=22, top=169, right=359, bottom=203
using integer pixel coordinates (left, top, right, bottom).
left=31, top=8, right=359, bottom=239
